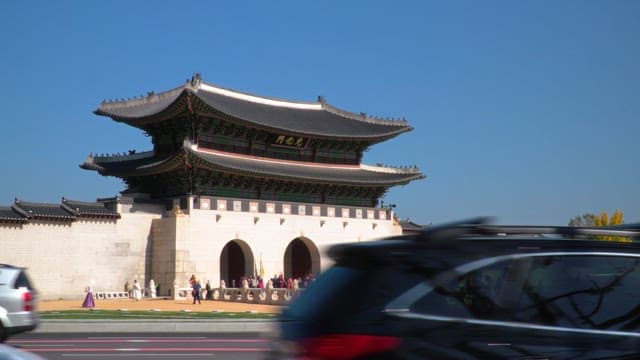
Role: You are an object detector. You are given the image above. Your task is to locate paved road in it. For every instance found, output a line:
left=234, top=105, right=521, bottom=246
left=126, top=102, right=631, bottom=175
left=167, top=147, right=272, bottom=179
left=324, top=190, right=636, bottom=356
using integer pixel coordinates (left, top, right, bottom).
left=7, top=332, right=273, bottom=360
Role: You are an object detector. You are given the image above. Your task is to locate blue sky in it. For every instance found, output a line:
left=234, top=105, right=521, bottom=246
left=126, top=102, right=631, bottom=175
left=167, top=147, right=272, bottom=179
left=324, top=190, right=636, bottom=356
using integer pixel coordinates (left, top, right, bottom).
left=1, top=1, right=638, bottom=226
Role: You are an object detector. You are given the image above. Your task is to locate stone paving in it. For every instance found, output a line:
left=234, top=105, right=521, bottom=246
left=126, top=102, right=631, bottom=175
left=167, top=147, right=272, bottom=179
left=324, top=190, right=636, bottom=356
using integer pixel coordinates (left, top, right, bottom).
left=38, top=298, right=284, bottom=314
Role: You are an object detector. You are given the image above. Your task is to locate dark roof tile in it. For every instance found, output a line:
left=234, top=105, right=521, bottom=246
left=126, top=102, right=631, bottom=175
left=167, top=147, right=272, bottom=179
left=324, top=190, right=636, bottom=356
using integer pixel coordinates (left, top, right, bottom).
left=61, top=198, right=120, bottom=219
left=13, top=199, right=76, bottom=221
left=0, top=206, right=27, bottom=223
left=95, top=76, right=412, bottom=140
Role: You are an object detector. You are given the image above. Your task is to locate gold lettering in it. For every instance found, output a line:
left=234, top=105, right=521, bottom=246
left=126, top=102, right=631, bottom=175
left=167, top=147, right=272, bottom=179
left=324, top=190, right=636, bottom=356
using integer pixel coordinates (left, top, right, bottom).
left=286, top=136, right=295, bottom=145
left=275, top=135, right=286, bottom=145
left=295, top=138, right=305, bottom=147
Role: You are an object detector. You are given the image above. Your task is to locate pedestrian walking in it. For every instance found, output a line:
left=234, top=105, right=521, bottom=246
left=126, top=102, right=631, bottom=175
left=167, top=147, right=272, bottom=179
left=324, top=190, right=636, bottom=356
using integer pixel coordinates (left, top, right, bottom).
left=192, top=280, right=202, bottom=304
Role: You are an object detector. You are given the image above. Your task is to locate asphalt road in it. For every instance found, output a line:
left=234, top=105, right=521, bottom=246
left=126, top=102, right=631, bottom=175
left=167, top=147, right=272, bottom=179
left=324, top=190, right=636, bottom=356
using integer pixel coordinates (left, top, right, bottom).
left=7, top=332, right=273, bottom=360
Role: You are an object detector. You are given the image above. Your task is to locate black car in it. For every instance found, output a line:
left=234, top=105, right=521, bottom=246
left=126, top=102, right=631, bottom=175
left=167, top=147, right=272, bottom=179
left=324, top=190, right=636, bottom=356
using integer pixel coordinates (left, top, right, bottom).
left=271, top=218, right=640, bottom=359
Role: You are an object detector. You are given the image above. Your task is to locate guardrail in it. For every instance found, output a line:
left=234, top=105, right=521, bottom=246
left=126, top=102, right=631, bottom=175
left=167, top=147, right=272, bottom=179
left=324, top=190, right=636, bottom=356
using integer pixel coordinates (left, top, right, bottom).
left=175, top=287, right=302, bottom=306
left=94, top=291, right=130, bottom=300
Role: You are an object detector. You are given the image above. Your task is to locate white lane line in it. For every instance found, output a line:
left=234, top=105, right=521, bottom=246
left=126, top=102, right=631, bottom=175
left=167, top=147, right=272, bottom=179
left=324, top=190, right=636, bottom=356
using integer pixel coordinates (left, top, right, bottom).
left=62, top=354, right=213, bottom=357
left=88, top=336, right=210, bottom=339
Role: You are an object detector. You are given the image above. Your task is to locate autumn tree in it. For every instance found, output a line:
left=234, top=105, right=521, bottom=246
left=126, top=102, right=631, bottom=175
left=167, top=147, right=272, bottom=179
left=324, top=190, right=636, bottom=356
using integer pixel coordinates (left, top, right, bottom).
left=594, top=210, right=627, bottom=242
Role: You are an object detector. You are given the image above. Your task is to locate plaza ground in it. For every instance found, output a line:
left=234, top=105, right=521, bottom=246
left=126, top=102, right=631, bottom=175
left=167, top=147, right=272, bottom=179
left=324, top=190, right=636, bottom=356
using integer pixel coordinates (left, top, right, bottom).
left=38, top=298, right=284, bottom=314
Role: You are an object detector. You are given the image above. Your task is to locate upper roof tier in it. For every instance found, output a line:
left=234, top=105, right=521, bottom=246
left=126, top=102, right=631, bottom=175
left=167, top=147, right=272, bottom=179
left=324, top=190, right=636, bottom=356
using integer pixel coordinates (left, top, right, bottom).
left=95, top=74, right=413, bottom=141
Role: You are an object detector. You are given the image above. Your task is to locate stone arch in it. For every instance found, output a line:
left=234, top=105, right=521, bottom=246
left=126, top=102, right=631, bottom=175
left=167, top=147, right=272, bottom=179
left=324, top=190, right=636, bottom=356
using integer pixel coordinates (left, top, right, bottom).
left=220, top=239, right=255, bottom=288
left=283, top=237, right=321, bottom=280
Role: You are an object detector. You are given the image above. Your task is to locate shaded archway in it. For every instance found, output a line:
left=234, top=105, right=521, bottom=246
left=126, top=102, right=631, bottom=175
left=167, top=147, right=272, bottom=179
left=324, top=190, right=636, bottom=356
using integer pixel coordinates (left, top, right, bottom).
left=220, top=240, right=254, bottom=288
left=283, top=237, right=321, bottom=280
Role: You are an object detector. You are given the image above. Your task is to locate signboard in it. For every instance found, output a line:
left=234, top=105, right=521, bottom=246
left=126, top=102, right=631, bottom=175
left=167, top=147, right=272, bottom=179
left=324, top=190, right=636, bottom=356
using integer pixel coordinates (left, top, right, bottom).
left=272, top=135, right=308, bottom=148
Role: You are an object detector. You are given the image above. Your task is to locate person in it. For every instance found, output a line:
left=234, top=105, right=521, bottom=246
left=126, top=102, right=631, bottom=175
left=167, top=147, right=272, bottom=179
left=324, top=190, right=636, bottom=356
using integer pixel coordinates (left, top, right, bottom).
left=149, top=279, right=156, bottom=298
left=189, top=274, right=196, bottom=287
left=205, top=280, right=212, bottom=300
left=192, top=280, right=202, bottom=304
left=132, top=279, right=142, bottom=301
left=82, top=286, right=95, bottom=308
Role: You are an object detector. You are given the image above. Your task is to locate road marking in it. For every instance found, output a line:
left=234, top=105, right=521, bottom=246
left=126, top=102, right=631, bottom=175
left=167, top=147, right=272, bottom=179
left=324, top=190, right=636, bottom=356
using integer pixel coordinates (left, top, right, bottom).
left=29, top=347, right=267, bottom=352
left=13, top=338, right=268, bottom=343
left=62, top=354, right=214, bottom=357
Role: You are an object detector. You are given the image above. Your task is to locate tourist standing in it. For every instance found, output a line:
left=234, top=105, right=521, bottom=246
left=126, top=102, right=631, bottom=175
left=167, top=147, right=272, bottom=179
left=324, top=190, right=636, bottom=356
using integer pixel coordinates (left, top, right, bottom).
left=205, top=280, right=212, bottom=300
left=132, top=280, right=142, bottom=301
left=149, top=279, right=156, bottom=298
left=82, top=286, right=95, bottom=308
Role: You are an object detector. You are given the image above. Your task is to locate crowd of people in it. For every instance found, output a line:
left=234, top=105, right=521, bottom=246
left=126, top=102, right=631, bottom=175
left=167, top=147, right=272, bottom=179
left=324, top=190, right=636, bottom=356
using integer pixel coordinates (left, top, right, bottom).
left=187, top=273, right=316, bottom=304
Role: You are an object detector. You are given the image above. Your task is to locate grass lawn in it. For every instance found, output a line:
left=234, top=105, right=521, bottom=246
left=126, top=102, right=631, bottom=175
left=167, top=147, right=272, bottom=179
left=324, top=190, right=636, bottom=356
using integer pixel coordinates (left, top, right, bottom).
left=40, top=309, right=279, bottom=320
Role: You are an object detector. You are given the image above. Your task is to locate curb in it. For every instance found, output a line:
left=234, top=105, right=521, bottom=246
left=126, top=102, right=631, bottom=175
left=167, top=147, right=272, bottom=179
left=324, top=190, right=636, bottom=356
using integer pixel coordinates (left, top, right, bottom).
left=35, top=319, right=278, bottom=333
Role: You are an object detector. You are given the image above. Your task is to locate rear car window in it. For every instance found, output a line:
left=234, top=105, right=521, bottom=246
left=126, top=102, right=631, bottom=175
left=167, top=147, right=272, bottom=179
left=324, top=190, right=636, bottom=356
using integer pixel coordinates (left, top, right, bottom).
left=14, top=271, right=34, bottom=290
left=413, top=254, right=640, bottom=331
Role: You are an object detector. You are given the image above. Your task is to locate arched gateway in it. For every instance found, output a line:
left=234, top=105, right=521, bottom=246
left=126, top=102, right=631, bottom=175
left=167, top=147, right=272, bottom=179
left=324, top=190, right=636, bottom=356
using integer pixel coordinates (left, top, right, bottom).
left=220, top=240, right=254, bottom=288
left=284, top=237, right=320, bottom=279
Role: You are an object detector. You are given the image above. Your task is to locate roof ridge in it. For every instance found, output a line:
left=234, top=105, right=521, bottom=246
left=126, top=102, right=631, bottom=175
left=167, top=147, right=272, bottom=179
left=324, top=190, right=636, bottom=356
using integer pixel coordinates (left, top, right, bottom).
left=198, top=79, right=320, bottom=108
left=61, top=197, right=105, bottom=206
left=88, top=150, right=155, bottom=163
left=319, top=98, right=409, bottom=126
left=98, top=84, right=187, bottom=110
left=360, top=163, right=423, bottom=175
left=14, top=198, right=62, bottom=207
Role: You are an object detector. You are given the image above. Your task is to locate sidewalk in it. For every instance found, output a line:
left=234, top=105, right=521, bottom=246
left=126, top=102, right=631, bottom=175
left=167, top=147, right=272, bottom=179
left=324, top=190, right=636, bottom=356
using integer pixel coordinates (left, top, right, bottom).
left=38, top=298, right=284, bottom=314
left=35, top=298, right=284, bottom=333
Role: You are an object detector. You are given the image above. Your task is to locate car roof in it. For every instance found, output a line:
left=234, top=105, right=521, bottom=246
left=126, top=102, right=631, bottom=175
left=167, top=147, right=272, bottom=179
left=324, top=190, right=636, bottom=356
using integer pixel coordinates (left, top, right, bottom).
left=329, top=218, right=640, bottom=267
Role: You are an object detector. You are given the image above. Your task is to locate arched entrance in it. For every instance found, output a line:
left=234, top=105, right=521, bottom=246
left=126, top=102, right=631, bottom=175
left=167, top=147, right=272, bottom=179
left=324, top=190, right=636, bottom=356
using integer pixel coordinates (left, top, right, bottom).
left=283, top=237, right=321, bottom=280
left=220, top=240, right=254, bottom=288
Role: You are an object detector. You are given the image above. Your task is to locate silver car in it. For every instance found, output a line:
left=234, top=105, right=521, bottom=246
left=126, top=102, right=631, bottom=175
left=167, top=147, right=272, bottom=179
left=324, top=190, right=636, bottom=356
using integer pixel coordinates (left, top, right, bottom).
left=0, top=264, right=38, bottom=342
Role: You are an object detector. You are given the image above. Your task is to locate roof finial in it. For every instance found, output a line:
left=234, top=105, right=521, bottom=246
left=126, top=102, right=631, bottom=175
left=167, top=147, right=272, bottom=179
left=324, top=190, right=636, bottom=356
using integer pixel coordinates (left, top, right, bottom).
left=190, top=72, right=202, bottom=87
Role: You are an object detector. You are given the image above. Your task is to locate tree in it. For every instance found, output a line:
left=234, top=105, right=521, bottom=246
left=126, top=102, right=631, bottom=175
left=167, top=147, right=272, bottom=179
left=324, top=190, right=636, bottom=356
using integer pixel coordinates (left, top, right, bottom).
left=594, top=210, right=627, bottom=242
left=568, top=213, right=595, bottom=227
left=569, top=210, right=627, bottom=242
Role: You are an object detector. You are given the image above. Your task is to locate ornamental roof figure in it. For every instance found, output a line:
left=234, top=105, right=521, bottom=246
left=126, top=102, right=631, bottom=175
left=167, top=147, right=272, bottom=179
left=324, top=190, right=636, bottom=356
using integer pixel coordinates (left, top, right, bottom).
left=95, top=73, right=412, bottom=142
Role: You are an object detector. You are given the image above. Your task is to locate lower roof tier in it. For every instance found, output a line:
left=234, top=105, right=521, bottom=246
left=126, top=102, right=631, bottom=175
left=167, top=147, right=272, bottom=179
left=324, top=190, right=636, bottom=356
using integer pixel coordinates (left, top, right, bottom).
left=81, top=140, right=425, bottom=188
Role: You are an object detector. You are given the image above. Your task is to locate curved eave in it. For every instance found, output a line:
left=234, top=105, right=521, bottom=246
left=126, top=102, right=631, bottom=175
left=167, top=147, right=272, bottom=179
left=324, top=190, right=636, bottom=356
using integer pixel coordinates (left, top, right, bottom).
left=93, top=77, right=413, bottom=141
left=187, top=146, right=425, bottom=187
left=94, top=87, right=188, bottom=126
left=80, top=145, right=425, bottom=187
left=80, top=152, right=180, bottom=177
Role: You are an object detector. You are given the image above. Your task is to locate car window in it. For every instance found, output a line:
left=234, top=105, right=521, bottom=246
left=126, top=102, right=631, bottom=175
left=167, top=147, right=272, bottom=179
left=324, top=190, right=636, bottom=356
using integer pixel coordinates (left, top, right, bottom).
left=14, top=271, right=34, bottom=290
left=284, top=265, right=422, bottom=322
left=412, top=255, right=640, bottom=331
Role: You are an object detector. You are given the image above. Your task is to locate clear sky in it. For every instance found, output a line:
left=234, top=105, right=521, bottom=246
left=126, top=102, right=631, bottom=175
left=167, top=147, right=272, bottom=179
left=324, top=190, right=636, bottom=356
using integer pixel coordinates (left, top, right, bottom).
left=1, top=1, right=638, bottom=226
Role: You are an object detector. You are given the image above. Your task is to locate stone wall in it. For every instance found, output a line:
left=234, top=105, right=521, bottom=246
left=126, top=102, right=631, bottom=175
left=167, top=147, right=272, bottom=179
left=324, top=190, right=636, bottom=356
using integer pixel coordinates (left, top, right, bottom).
left=0, top=205, right=162, bottom=300
left=0, top=196, right=401, bottom=300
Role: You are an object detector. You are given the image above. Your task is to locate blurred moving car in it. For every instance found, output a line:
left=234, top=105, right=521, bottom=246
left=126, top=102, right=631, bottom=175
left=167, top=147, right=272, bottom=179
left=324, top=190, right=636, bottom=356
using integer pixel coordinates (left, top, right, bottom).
left=0, top=344, right=45, bottom=360
left=271, top=218, right=640, bottom=359
left=0, top=264, right=38, bottom=342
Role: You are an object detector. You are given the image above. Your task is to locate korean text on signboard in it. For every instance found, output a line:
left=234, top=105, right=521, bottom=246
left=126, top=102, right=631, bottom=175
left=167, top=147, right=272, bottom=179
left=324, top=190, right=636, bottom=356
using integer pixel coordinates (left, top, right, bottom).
left=272, top=135, right=308, bottom=148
